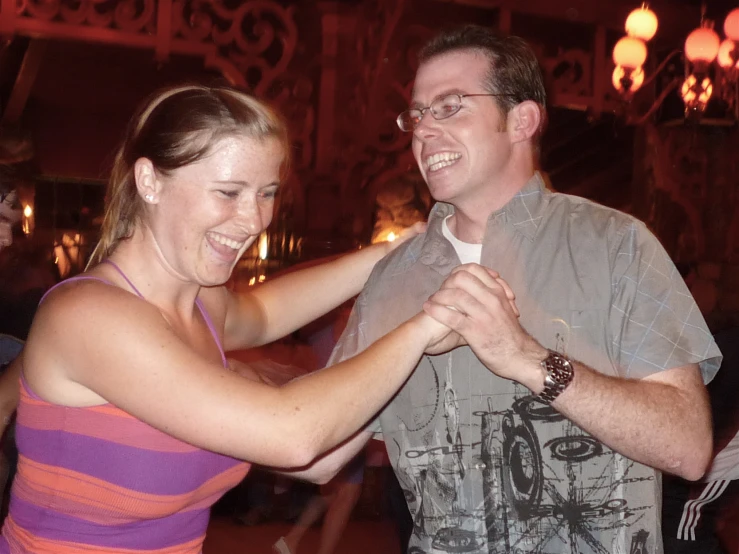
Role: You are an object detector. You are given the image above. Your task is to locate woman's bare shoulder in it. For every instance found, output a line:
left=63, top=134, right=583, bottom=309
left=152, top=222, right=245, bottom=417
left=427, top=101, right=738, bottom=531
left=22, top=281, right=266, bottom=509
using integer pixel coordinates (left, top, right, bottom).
left=34, top=277, right=164, bottom=338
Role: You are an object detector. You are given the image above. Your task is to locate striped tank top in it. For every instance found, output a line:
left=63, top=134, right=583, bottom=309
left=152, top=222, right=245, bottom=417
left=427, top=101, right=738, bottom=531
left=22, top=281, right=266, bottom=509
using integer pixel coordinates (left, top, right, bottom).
left=0, top=261, right=250, bottom=553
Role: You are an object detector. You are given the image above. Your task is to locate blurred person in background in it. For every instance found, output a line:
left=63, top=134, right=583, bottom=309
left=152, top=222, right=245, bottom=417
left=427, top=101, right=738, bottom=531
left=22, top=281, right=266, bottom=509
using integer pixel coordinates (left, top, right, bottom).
left=0, top=172, right=24, bottom=515
left=0, top=174, right=21, bottom=253
left=662, top=325, right=739, bottom=554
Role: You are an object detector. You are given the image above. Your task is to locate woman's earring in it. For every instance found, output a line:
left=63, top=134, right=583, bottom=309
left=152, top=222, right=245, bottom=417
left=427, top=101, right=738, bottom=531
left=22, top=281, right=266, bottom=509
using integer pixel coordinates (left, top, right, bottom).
left=145, top=194, right=155, bottom=202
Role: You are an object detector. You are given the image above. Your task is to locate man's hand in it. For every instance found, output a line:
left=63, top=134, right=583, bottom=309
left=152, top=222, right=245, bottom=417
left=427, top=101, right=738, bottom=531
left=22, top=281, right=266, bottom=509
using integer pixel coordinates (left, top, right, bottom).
left=423, top=264, right=546, bottom=384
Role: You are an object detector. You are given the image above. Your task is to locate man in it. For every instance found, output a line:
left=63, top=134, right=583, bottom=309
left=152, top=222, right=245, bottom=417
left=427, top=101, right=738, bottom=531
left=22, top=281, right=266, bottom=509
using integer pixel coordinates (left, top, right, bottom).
left=292, top=25, right=720, bottom=554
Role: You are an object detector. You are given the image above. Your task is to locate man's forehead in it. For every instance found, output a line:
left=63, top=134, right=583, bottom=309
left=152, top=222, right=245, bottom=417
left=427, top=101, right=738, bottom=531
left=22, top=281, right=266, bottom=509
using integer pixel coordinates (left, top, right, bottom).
left=412, top=51, right=489, bottom=101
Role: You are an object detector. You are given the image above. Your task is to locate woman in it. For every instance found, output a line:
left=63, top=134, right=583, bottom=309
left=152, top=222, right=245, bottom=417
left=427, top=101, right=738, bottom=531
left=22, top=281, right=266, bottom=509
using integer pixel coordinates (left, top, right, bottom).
left=0, top=84, right=457, bottom=553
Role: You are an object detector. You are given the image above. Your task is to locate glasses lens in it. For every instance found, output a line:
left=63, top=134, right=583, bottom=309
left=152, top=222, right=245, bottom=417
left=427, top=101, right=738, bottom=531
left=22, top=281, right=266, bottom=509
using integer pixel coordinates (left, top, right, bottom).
left=397, top=109, right=422, bottom=132
left=431, top=95, right=462, bottom=120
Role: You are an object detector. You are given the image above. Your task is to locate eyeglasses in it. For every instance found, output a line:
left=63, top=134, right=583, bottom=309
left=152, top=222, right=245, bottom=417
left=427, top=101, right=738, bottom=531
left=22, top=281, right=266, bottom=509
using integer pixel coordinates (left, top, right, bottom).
left=396, top=93, right=516, bottom=132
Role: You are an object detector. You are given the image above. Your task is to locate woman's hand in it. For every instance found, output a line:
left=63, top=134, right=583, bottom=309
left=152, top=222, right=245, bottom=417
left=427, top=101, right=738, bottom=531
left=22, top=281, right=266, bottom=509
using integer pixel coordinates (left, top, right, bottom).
left=407, top=311, right=464, bottom=356
left=382, top=221, right=427, bottom=255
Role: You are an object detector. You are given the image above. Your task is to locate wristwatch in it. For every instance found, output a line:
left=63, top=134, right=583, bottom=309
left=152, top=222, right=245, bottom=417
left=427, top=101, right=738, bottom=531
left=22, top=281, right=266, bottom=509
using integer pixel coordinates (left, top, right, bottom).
left=537, top=350, right=574, bottom=404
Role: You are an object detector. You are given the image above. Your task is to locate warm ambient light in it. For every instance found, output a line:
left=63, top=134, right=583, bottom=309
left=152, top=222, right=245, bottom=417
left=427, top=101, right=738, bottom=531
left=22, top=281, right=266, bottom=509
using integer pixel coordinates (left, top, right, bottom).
left=685, top=25, right=721, bottom=63
left=258, top=232, right=268, bottom=260
left=613, top=36, right=648, bottom=68
left=387, top=232, right=396, bottom=242
left=625, top=5, right=659, bottom=42
left=23, top=205, right=32, bottom=217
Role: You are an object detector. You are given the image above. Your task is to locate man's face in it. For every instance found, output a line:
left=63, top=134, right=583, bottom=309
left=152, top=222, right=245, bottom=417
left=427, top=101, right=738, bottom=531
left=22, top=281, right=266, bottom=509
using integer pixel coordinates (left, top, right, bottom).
left=411, top=50, right=513, bottom=207
left=0, top=190, right=22, bottom=251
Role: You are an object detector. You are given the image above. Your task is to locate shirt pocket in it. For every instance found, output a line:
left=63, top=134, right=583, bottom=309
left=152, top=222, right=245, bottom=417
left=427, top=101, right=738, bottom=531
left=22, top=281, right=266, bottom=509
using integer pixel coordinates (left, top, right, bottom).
left=526, top=307, right=616, bottom=377
left=568, top=308, right=618, bottom=377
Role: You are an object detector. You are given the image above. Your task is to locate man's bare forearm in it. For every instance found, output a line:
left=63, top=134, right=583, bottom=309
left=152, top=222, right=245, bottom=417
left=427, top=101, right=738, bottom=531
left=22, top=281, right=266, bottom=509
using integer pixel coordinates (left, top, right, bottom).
left=550, top=362, right=711, bottom=481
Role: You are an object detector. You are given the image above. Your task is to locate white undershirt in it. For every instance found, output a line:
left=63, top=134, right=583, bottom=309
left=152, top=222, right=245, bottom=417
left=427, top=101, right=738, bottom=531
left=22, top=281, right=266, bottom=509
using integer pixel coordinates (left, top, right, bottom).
left=442, top=215, right=482, bottom=265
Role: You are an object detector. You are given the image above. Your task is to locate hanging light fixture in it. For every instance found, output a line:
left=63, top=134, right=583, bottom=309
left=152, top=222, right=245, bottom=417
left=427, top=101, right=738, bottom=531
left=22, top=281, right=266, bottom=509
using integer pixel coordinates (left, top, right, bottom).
left=625, top=4, right=659, bottom=41
left=612, top=3, right=739, bottom=121
left=684, top=24, right=721, bottom=64
left=611, top=4, right=656, bottom=98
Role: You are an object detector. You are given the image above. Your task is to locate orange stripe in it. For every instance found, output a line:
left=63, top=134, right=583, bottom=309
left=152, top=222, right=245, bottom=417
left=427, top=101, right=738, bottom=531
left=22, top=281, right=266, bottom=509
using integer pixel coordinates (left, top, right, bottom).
left=3, top=516, right=204, bottom=554
left=18, top=396, right=198, bottom=454
left=15, top=456, right=249, bottom=522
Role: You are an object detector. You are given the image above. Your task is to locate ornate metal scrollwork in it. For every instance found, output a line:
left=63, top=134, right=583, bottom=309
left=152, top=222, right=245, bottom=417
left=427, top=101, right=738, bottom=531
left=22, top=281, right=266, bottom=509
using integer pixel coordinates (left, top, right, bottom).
left=10, top=0, right=299, bottom=98
left=172, top=0, right=297, bottom=95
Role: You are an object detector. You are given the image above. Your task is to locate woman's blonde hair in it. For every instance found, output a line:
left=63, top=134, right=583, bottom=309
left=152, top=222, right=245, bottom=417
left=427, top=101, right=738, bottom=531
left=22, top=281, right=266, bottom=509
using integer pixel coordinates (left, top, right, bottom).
left=88, top=84, right=289, bottom=268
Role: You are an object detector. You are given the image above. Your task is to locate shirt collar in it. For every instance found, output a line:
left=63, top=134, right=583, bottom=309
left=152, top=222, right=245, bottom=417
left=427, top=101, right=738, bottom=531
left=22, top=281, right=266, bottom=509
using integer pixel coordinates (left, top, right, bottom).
left=427, top=171, right=548, bottom=243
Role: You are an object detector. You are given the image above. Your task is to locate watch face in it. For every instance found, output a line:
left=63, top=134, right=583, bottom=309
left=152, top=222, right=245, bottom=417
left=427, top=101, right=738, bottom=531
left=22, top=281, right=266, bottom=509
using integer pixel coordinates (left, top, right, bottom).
left=538, top=351, right=573, bottom=404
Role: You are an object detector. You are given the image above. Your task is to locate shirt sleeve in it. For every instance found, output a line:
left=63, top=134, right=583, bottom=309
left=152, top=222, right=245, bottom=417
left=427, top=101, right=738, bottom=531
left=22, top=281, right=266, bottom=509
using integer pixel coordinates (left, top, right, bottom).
left=608, top=219, right=721, bottom=382
left=326, top=291, right=384, bottom=436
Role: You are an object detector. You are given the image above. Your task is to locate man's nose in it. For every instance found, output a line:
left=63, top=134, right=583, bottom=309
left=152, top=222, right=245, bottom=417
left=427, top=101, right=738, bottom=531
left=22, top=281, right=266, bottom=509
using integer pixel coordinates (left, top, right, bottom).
left=414, top=109, right=441, bottom=138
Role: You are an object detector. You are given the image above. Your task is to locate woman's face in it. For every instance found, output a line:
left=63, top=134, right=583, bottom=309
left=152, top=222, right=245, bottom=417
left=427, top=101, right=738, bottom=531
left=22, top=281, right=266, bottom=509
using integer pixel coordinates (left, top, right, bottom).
left=146, top=134, right=284, bottom=286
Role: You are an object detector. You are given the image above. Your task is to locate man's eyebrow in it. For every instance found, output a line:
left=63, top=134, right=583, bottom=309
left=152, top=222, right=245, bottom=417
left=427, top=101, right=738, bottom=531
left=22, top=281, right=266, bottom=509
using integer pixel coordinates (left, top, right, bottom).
left=410, top=88, right=468, bottom=108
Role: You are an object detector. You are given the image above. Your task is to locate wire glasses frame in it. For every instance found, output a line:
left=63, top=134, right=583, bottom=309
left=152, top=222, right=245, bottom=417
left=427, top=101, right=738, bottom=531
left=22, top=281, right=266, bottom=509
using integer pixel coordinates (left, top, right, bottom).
left=396, top=93, right=516, bottom=132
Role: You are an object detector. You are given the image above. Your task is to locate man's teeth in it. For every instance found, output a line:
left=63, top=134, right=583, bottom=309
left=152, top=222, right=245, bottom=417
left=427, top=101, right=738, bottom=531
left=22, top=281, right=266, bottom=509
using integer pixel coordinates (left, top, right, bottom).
left=210, top=234, right=245, bottom=250
left=427, top=152, right=461, bottom=172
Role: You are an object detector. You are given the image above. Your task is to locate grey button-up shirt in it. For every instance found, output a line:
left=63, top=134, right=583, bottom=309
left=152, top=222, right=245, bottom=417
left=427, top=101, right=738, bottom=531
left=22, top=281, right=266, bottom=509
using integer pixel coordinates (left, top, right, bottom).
left=330, top=173, right=721, bottom=554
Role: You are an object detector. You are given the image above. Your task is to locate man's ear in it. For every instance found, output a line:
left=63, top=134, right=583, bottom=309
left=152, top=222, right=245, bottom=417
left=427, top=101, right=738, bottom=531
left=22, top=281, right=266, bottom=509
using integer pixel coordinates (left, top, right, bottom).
left=134, top=158, right=161, bottom=204
left=508, top=101, right=542, bottom=143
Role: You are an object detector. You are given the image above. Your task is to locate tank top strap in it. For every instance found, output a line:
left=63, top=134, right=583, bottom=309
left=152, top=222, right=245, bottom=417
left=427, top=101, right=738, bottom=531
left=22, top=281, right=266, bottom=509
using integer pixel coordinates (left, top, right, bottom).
left=39, top=275, right=115, bottom=305
left=195, top=298, right=228, bottom=368
left=101, top=259, right=145, bottom=299
left=41, top=260, right=227, bottom=369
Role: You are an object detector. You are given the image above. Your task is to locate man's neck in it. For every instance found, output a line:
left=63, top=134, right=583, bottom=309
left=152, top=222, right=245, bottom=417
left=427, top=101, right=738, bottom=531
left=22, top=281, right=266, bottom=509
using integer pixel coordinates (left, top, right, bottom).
left=448, top=170, right=536, bottom=243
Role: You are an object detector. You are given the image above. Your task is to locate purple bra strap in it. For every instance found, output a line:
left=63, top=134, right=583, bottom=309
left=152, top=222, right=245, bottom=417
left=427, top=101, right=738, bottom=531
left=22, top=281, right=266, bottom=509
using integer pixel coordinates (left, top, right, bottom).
left=195, top=298, right=228, bottom=368
left=102, top=259, right=145, bottom=299
left=103, top=259, right=227, bottom=368
left=39, top=275, right=114, bottom=304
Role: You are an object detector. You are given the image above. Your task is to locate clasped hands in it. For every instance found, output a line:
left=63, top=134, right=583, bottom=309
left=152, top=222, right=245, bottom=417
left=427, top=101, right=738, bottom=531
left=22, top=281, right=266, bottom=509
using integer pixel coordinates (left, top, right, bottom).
left=421, top=264, right=546, bottom=384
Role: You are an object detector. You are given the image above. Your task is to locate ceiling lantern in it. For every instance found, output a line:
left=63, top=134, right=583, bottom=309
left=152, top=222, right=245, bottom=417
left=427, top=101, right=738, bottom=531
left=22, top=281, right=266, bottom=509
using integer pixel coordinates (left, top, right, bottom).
left=625, top=5, right=659, bottom=41
left=717, top=38, right=739, bottom=69
left=724, top=8, right=739, bottom=41
left=613, top=36, right=648, bottom=69
left=684, top=25, right=721, bottom=63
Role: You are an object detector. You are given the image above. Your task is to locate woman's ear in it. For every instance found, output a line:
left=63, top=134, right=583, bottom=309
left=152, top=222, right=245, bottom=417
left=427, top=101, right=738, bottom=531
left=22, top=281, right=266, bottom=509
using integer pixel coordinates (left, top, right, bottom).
left=508, top=101, right=542, bottom=143
left=134, top=158, right=160, bottom=204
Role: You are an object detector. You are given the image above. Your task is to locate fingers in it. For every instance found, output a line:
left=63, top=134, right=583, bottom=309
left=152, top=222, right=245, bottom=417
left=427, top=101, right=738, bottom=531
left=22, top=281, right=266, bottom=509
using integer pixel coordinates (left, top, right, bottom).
left=394, top=221, right=428, bottom=243
left=441, top=265, right=519, bottom=317
left=384, top=221, right=428, bottom=254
